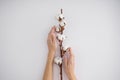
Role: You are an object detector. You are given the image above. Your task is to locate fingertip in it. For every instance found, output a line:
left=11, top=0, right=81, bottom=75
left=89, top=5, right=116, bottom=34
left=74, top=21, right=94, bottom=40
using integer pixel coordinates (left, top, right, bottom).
left=68, top=47, right=72, bottom=53
left=53, top=25, right=56, bottom=28
left=49, top=26, right=55, bottom=33
left=69, top=47, right=72, bottom=51
left=68, top=47, right=74, bottom=57
left=52, top=26, right=56, bottom=30
left=52, top=26, right=55, bottom=30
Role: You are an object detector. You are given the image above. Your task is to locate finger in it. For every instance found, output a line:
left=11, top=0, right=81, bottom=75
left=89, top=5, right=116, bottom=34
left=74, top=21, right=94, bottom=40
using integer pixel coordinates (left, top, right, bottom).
left=69, top=48, right=74, bottom=56
left=69, top=48, right=74, bottom=58
left=51, top=33, right=56, bottom=43
left=48, top=27, right=54, bottom=39
left=49, top=26, right=56, bottom=34
left=68, top=48, right=75, bottom=64
left=48, top=26, right=56, bottom=40
left=47, top=38, right=52, bottom=45
left=63, top=55, right=68, bottom=68
left=47, top=34, right=53, bottom=44
left=47, top=34, right=51, bottom=43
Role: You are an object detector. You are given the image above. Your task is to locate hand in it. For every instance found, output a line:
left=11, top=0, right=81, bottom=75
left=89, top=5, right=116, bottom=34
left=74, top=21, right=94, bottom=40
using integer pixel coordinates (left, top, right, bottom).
left=47, top=26, right=56, bottom=57
left=63, top=48, right=76, bottom=80
left=43, top=26, right=56, bottom=80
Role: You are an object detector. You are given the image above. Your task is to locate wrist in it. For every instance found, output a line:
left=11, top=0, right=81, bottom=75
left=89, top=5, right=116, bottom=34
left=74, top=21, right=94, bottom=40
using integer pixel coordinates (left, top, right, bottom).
left=47, top=55, right=54, bottom=64
left=48, top=51, right=55, bottom=57
left=47, top=51, right=55, bottom=63
left=48, top=50, right=56, bottom=54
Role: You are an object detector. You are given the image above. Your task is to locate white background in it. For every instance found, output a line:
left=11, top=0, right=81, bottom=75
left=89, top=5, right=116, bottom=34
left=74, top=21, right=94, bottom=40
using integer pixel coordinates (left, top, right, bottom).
left=0, top=0, right=120, bottom=80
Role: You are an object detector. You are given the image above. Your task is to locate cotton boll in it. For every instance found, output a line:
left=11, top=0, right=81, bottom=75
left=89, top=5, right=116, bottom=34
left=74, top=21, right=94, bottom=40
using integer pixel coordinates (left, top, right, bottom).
left=57, top=34, right=67, bottom=41
left=59, top=14, right=64, bottom=19
left=59, top=20, right=66, bottom=27
left=63, top=20, right=67, bottom=25
left=59, top=21, right=65, bottom=27
left=62, top=35, right=67, bottom=40
left=56, top=14, right=64, bottom=21
left=56, top=15, right=60, bottom=20
left=63, top=45, right=70, bottom=51
left=57, top=33, right=62, bottom=40
left=54, top=56, right=62, bottom=65
left=56, top=27, right=60, bottom=32
left=62, top=40, right=70, bottom=51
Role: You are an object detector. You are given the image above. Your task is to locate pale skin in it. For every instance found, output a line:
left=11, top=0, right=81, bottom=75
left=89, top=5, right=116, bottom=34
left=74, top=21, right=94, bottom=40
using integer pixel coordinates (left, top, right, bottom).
left=43, top=26, right=76, bottom=80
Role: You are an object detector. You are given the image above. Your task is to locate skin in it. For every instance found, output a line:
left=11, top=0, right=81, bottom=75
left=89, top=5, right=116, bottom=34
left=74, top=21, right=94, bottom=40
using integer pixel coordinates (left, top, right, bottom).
left=63, top=48, right=76, bottom=80
left=43, top=26, right=76, bottom=80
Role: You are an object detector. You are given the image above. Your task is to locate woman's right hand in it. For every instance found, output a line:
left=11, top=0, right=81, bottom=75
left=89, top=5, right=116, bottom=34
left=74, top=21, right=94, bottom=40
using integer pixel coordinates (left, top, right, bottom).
left=63, top=48, right=76, bottom=80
